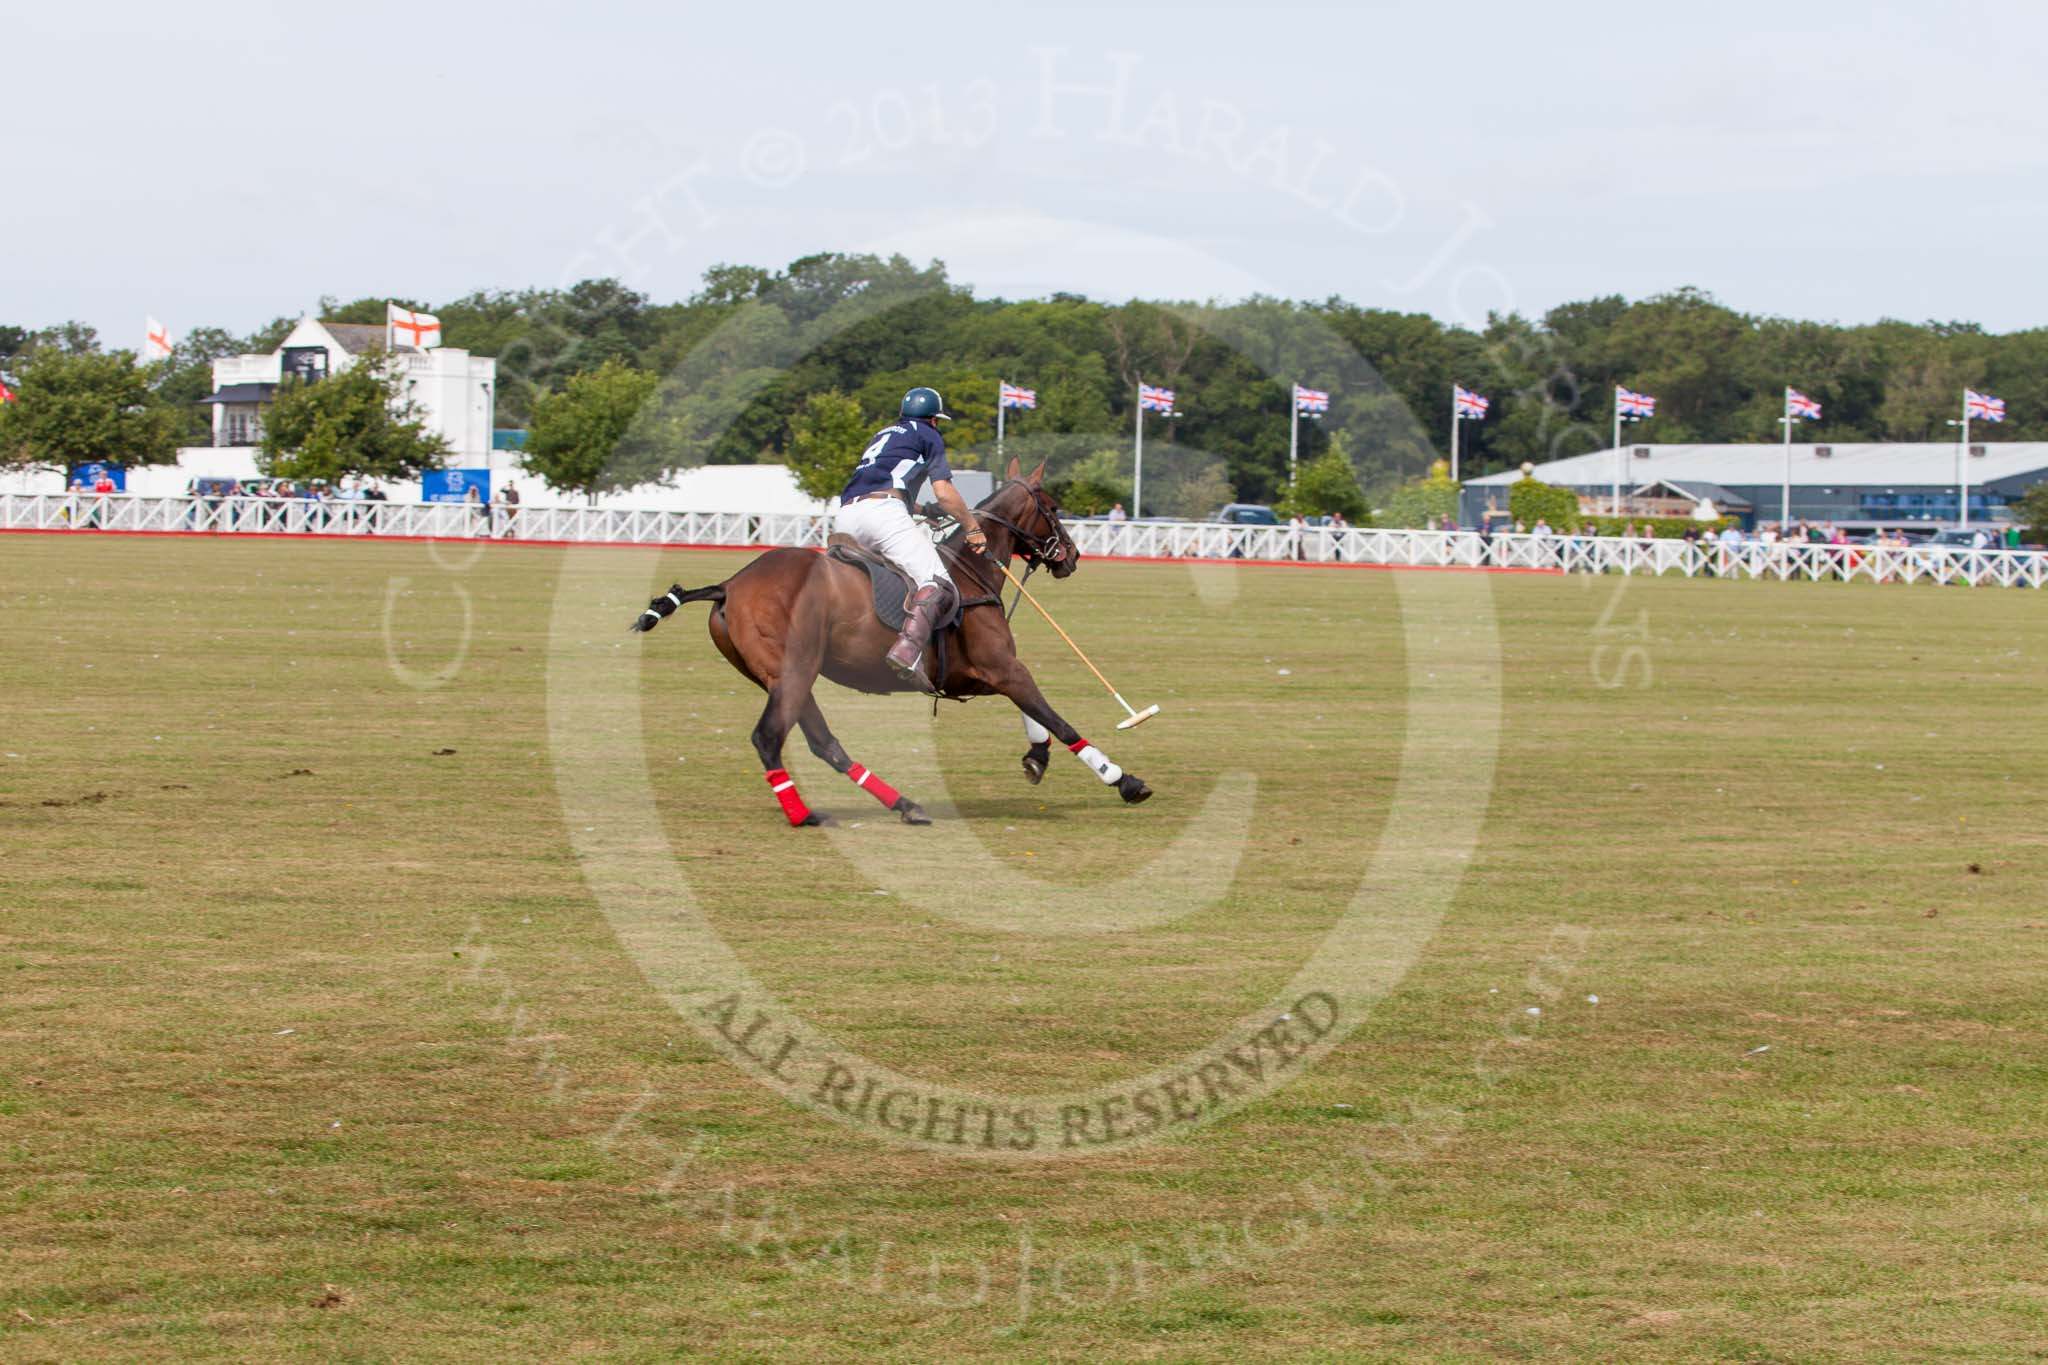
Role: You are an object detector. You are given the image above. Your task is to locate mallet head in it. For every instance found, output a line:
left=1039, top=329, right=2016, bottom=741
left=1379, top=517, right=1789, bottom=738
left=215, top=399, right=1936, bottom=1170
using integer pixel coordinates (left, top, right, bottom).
left=1115, top=704, right=1161, bottom=730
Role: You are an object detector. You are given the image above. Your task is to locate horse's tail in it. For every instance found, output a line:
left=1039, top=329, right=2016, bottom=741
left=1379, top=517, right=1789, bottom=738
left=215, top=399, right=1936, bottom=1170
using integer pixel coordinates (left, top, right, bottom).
left=629, top=582, right=725, bottom=633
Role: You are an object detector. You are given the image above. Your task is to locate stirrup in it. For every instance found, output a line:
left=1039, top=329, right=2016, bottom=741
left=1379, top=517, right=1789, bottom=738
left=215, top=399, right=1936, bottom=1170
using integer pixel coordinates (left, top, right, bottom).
left=886, top=647, right=925, bottom=682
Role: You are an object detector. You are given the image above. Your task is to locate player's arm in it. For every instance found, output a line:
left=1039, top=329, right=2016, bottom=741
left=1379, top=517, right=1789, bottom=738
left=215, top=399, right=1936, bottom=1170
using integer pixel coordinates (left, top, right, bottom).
left=928, top=478, right=985, bottom=553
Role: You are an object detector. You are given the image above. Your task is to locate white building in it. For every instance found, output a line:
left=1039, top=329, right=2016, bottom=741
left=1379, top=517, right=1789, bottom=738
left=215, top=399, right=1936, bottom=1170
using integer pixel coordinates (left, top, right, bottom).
left=203, top=319, right=496, bottom=463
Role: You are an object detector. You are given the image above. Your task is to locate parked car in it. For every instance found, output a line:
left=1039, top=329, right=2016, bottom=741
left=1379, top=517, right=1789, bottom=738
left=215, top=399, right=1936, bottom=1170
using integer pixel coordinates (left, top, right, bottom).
left=1925, top=527, right=2002, bottom=550
left=1214, top=503, right=1279, bottom=525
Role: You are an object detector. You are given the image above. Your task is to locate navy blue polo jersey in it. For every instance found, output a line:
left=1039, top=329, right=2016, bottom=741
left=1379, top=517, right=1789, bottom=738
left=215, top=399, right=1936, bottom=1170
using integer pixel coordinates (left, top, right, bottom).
left=839, top=419, right=953, bottom=506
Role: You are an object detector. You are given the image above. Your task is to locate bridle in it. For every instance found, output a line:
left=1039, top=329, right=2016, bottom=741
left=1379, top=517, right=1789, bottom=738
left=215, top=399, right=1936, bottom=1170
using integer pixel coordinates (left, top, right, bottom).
left=974, top=485, right=1072, bottom=571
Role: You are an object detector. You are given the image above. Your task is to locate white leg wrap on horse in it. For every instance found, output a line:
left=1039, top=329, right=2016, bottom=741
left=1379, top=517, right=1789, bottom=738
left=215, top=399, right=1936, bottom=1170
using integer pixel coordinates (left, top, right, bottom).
left=1023, top=716, right=1051, bottom=745
left=1068, top=739, right=1122, bottom=785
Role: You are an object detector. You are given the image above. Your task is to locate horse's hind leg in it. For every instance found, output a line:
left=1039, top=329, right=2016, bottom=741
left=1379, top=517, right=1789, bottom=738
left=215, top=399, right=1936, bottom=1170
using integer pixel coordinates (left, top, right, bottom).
left=994, top=666, right=1151, bottom=805
left=796, top=700, right=931, bottom=826
left=752, top=683, right=834, bottom=828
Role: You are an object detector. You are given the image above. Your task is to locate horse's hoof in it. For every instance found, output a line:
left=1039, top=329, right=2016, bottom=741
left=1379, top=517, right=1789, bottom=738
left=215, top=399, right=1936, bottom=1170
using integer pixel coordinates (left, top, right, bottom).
left=797, top=811, right=836, bottom=828
left=1116, top=774, right=1152, bottom=805
left=1021, top=753, right=1046, bottom=785
left=897, top=801, right=932, bottom=826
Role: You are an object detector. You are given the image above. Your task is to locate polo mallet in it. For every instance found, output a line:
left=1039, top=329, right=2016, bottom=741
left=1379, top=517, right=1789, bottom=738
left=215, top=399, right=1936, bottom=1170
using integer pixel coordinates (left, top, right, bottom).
left=993, top=561, right=1161, bottom=729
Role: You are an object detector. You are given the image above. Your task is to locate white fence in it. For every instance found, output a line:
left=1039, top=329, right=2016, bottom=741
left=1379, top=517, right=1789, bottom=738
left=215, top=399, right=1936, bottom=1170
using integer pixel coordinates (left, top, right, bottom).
left=4, top=492, right=2043, bottom=588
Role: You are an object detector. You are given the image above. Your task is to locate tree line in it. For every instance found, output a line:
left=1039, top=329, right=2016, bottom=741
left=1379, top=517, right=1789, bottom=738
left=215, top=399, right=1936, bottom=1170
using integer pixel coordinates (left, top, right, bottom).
left=3, top=256, right=2045, bottom=523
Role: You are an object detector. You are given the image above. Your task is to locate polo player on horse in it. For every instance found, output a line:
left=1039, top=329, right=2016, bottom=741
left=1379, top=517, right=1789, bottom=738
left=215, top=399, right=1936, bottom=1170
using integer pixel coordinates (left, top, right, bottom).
left=834, top=387, right=987, bottom=680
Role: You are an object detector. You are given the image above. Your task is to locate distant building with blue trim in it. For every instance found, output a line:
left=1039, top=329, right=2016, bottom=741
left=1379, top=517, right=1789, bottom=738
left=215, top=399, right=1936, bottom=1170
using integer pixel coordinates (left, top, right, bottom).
left=1461, top=443, right=2048, bottom=530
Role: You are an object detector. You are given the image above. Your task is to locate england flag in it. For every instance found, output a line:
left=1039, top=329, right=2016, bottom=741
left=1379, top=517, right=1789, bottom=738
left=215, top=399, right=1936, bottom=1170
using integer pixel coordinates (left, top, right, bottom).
left=1138, top=382, right=1176, bottom=413
left=1294, top=384, right=1330, bottom=414
left=145, top=317, right=174, bottom=361
left=1454, top=385, right=1490, bottom=419
left=1616, top=386, right=1657, bottom=418
left=1965, top=389, right=2006, bottom=423
left=1786, top=388, right=1822, bottom=421
left=999, top=383, right=1037, bottom=409
left=387, top=304, right=443, bottom=350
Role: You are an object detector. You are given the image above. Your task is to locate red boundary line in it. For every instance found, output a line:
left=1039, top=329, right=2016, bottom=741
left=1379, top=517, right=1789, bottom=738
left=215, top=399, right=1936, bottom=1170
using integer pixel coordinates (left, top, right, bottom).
left=0, top=525, right=1566, bottom=575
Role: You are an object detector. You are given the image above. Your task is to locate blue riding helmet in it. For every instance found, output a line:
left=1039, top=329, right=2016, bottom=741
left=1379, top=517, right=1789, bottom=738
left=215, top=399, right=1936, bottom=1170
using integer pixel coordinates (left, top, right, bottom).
left=900, top=387, right=951, bottom=422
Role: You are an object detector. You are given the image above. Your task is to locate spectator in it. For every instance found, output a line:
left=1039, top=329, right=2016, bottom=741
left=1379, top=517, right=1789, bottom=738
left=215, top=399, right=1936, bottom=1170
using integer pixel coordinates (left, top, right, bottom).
left=1287, top=511, right=1305, bottom=561
left=500, top=481, right=521, bottom=538
left=465, top=483, right=488, bottom=537
left=89, top=468, right=115, bottom=528
left=1106, top=502, right=1127, bottom=523
left=1329, top=510, right=1348, bottom=562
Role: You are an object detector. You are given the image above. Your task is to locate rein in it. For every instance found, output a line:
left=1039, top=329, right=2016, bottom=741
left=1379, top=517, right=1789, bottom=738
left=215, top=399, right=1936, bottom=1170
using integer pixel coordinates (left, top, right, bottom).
left=936, top=485, right=1071, bottom=612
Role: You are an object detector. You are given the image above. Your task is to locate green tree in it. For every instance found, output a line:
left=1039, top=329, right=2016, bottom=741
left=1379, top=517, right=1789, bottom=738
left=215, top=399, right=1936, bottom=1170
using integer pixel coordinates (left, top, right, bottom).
left=1375, top=459, right=1462, bottom=528
left=0, top=348, right=181, bottom=473
left=150, top=326, right=248, bottom=444
left=1507, top=476, right=1581, bottom=530
left=1147, top=455, right=1236, bottom=520
left=1046, top=448, right=1131, bottom=516
left=2013, top=480, right=2048, bottom=544
left=521, top=358, right=659, bottom=502
left=257, top=358, right=449, bottom=482
left=784, top=390, right=874, bottom=501
left=1281, top=443, right=1372, bottom=521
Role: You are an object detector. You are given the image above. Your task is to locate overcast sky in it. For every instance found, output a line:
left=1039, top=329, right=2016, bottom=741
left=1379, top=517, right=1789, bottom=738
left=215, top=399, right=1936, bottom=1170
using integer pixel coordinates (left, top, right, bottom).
left=8, top=0, right=2044, bottom=349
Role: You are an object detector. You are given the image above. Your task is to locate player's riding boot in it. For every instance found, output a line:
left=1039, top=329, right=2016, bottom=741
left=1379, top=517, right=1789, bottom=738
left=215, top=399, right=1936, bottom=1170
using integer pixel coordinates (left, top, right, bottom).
left=885, top=584, right=947, bottom=682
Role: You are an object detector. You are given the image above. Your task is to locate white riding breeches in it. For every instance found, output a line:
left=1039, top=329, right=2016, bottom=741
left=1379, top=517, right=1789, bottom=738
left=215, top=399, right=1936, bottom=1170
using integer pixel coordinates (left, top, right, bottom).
left=835, top=496, right=951, bottom=590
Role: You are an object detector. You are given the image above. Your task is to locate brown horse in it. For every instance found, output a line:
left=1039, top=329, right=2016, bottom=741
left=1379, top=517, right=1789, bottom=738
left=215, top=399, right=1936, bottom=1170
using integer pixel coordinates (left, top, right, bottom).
left=630, top=458, right=1152, bottom=827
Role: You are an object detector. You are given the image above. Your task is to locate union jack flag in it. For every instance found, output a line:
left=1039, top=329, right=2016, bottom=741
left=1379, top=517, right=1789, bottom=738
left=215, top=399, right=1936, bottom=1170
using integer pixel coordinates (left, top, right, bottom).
left=1294, top=384, right=1330, bottom=414
left=1965, top=389, right=2006, bottom=423
left=1454, top=385, right=1489, bottom=419
left=999, top=382, right=1037, bottom=410
left=1138, top=382, right=1176, bottom=413
left=1616, top=386, right=1657, bottom=418
left=1786, top=387, right=1822, bottom=421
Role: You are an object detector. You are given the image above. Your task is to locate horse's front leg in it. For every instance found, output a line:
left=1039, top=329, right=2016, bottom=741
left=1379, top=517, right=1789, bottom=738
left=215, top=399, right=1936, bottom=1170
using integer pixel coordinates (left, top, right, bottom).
left=994, top=665, right=1151, bottom=805
left=1020, top=715, right=1051, bottom=785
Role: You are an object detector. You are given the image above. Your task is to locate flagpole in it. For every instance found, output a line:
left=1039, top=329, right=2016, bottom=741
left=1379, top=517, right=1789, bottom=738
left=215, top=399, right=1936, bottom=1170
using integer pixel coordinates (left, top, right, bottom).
left=997, top=380, right=1006, bottom=471
left=1450, top=388, right=1461, bottom=484
left=1612, top=389, right=1623, bottom=516
left=1289, top=388, right=1300, bottom=487
left=1958, top=390, right=1971, bottom=530
left=1780, top=387, right=1793, bottom=530
left=1133, top=379, right=1144, bottom=520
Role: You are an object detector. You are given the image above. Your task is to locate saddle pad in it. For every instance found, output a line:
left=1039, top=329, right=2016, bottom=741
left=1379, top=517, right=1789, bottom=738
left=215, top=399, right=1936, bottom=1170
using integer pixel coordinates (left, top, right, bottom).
left=827, top=541, right=961, bottom=633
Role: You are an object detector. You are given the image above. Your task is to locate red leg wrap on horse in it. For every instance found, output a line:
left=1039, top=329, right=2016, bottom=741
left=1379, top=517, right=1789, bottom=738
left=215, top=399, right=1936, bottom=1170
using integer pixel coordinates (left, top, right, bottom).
left=1067, top=738, right=1090, bottom=753
left=763, top=767, right=812, bottom=825
left=846, top=763, right=903, bottom=808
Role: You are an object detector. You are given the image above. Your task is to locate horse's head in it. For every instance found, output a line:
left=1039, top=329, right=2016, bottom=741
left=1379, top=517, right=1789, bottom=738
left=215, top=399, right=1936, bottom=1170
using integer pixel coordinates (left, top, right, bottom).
left=992, top=458, right=1080, bottom=578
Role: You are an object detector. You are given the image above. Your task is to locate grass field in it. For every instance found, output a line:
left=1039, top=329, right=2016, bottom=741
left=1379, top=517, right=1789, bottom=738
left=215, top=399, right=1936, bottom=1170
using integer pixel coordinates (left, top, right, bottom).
left=4, top=532, right=2045, bottom=1363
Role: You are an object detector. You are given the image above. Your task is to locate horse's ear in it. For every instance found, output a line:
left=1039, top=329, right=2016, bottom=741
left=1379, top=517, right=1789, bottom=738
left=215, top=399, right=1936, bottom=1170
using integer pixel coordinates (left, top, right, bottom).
left=1027, top=460, right=1047, bottom=486
left=1005, top=456, right=1022, bottom=482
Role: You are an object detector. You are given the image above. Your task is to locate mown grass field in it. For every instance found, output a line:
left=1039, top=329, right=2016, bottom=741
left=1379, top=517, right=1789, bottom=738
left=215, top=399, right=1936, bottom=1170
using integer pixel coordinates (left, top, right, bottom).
left=3, top=531, right=2045, bottom=1363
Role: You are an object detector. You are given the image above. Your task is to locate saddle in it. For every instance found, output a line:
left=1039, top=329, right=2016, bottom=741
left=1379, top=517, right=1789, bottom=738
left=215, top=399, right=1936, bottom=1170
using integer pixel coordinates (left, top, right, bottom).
left=826, top=534, right=965, bottom=633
